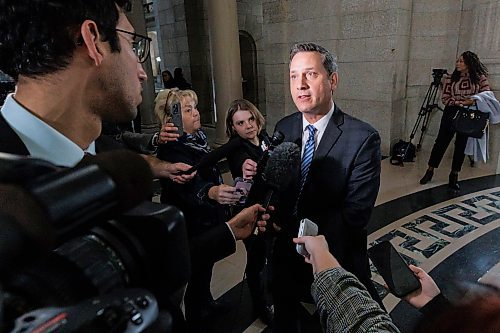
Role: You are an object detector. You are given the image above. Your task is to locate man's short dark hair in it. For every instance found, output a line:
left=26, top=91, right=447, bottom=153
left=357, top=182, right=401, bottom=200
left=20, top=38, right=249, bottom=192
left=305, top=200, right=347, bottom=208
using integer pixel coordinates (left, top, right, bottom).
left=289, top=42, right=338, bottom=76
left=0, top=0, right=132, bottom=81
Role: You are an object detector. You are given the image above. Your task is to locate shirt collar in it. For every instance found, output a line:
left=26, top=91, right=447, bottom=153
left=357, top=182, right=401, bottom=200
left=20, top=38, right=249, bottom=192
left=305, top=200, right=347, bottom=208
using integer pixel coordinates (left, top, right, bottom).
left=1, top=94, right=96, bottom=167
left=302, top=102, right=335, bottom=133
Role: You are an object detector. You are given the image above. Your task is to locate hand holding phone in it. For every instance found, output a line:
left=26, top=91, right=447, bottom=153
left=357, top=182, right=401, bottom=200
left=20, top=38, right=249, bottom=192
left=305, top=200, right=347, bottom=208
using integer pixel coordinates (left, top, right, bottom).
left=170, top=102, right=183, bottom=136
left=234, top=177, right=253, bottom=205
left=296, top=218, right=319, bottom=256
left=368, top=241, right=421, bottom=297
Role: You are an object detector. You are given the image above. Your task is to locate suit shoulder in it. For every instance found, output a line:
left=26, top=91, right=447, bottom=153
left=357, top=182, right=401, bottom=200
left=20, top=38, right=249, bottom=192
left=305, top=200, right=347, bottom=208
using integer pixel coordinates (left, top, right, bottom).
left=276, top=112, right=300, bottom=129
left=341, top=112, right=379, bottom=137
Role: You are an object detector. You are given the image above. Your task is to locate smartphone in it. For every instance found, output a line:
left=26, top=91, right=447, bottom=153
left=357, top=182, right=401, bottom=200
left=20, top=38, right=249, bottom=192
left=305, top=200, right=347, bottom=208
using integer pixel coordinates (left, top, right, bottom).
left=170, top=102, right=183, bottom=136
left=367, top=241, right=421, bottom=297
left=234, top=177, right=253, bottom=205
left=296, top=218, right=319, bottom=256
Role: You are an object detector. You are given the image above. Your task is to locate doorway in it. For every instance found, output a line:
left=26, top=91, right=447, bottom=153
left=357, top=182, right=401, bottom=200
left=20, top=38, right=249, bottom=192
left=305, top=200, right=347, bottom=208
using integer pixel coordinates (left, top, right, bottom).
left=239, top=31, right=259, bottom=111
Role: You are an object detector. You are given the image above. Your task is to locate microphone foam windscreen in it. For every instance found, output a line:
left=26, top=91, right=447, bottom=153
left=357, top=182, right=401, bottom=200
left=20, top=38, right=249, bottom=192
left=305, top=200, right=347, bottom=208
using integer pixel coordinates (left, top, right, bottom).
left=264, top=142, right=300, bottom=189
left=78, top=150, right=153, bottom=210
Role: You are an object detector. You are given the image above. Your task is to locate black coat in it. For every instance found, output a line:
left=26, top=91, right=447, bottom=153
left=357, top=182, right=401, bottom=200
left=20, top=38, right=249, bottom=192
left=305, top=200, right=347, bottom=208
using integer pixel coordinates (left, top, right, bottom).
left=226, top=132, right=270, bottom=180
left=157, top=139, right=229, bottom=239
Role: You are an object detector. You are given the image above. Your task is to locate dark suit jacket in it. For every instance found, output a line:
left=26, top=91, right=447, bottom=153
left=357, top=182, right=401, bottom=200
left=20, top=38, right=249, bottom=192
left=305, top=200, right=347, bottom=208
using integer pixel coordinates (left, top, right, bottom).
left=274, top=105, right=381, bottom=291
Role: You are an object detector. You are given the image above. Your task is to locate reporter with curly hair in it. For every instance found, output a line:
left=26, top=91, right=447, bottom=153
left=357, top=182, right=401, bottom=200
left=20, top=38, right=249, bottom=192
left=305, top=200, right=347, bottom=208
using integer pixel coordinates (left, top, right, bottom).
left=419, top=51, right=490, bottom=191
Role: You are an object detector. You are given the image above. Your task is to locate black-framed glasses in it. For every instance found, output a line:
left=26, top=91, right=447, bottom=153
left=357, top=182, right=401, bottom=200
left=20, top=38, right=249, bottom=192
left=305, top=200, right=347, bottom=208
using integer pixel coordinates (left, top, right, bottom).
left=116, top=28, right=152, bottom=63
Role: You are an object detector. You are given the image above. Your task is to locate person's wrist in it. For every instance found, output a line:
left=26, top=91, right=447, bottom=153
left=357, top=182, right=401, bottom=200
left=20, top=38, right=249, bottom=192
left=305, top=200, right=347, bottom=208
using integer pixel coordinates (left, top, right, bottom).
left=311, top=252, right=340, bottom=274
left=208, top=186, right=217, bottom=200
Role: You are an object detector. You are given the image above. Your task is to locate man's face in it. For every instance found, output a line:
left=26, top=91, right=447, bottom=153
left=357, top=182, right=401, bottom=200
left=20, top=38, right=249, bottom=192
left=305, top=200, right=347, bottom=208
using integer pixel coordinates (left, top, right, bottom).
left=97, top=11, right=147, bottom=123
left=289, top=51, right=337, bottom=116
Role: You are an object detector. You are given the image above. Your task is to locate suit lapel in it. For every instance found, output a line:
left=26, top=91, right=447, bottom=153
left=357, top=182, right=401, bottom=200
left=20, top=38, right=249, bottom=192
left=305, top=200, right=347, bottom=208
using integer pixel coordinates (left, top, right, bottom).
left=290, top=112, right=303, bottom=147
left=313, top=105, right=344, bottom=161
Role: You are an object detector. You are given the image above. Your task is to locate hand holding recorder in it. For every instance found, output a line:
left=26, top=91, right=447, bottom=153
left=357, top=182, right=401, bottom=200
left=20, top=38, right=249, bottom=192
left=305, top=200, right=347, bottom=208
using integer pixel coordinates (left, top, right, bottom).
left=293, top=233, right=342, bottom=274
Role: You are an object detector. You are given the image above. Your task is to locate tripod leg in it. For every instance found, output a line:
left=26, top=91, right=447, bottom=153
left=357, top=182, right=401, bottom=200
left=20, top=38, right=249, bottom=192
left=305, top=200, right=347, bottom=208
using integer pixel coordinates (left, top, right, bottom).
left=417, top=107, right=433, bottom=151
left=410, top=84, right=434, bottom=141
left=417, top=83, right=441, bottom=151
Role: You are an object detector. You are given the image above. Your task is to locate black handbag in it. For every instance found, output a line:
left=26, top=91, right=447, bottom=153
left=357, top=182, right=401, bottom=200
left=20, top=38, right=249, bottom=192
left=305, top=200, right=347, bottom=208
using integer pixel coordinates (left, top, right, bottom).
left=390, top=139, right=416, bottom=166
left=452, top=104, right=489, bottom=139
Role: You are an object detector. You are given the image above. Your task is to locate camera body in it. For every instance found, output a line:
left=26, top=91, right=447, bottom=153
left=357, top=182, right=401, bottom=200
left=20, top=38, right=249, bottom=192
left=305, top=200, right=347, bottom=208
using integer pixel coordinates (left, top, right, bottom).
left=0, top=155, right=190, bottom=332
left=431, top=68, right=448, bottom=85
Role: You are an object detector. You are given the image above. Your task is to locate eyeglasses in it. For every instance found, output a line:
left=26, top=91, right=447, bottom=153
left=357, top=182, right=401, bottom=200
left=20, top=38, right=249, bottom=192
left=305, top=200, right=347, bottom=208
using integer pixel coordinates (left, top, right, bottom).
left=115, top=28, right=152, bottom=63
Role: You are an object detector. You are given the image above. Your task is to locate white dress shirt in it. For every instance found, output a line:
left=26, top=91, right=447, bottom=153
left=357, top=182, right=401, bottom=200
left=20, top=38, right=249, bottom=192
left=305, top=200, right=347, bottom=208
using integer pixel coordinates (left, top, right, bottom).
left=1, top=94, right=96, bottom=167
left=301, top=103, right=335, bottom=157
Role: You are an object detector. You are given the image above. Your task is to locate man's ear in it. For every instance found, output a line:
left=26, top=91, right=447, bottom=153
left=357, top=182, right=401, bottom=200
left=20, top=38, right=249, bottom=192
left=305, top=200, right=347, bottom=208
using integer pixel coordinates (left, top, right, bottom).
left=80, top=20, right=104, bottom=66
left=330, top=72, right=338, bottom=93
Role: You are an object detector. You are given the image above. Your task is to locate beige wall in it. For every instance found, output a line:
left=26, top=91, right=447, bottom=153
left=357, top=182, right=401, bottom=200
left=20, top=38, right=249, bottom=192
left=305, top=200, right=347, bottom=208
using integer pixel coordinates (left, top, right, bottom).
left=156, top=0, right=500, bottom=168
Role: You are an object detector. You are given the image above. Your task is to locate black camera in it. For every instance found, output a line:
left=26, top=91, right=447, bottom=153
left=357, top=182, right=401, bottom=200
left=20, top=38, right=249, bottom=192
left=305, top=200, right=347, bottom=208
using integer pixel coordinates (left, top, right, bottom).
left=431, top=68, right=448, bottom=85
left=0, top=151, right=190, bottom=332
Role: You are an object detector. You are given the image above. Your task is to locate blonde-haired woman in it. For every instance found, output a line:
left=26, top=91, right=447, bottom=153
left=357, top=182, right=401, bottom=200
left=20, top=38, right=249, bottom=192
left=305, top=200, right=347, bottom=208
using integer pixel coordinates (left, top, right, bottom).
left=157, top=89, right=240, bottom=332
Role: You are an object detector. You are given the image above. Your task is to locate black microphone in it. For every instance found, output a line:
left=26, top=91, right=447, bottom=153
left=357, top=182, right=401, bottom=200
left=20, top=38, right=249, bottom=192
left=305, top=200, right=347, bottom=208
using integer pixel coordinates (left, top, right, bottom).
left=0, top=150, right=153, bottom=251
left=246, top=141, right=300, bottom=210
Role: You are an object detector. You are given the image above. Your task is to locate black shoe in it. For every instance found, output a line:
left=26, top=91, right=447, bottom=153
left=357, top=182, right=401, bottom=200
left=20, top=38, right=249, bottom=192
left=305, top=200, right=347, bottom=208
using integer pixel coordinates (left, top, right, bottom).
left=419, top=170, right=434, bottom=184
left=448, top=172, right=459, bottom=191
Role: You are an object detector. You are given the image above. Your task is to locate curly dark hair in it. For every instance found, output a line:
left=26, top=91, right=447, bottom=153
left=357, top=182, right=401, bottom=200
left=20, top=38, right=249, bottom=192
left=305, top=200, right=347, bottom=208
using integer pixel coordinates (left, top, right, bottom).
left=451, top=50, right=488, bottom=84
left=0, top=0, right=132, bottom=81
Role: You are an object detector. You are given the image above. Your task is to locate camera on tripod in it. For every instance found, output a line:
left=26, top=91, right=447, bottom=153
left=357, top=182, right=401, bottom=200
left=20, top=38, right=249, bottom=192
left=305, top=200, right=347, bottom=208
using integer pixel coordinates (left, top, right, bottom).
left=0, top=151, right=190, bottom=332
left=431, top=68, right=448, bottom=85
left=410, top=68, right=448, bottom=151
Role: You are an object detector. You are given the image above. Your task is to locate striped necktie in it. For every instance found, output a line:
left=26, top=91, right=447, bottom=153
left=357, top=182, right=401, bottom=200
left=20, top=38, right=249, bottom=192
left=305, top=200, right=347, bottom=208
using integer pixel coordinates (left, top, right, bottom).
left=294, top=125, right=316, bottom=214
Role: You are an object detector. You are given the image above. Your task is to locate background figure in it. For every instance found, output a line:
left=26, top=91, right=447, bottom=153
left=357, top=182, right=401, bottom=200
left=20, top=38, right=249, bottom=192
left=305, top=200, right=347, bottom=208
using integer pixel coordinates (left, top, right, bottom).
left=224, top=99, right=274, bottom=325
left=156, top=89, right=240, bottom=333
left=420, top=51, right=490, bottom=191
left=270, top=42, right=382, bottom=332
left=162, top=70, right=176, bottom=89
left=173, top=67, right=192, bottom=90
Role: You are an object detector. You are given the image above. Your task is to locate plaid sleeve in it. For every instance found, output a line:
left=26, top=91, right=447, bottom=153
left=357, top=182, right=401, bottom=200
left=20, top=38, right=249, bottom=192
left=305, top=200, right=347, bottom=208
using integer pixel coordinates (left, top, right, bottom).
left=311, top=268, right=401, bottom=333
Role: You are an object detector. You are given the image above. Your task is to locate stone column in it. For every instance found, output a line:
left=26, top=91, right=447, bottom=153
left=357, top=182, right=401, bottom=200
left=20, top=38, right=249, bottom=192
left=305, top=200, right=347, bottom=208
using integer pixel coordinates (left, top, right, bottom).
left=129, top=0, right=157, bottom=133
left=206, top=0, right=243, bottom=145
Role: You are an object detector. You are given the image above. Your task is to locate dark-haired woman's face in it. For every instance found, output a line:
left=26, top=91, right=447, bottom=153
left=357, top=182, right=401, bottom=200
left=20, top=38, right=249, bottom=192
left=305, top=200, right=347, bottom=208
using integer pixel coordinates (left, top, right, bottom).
left=456, top=56, right=468, bottom=73
left=232, top=109, right=258, bottom=141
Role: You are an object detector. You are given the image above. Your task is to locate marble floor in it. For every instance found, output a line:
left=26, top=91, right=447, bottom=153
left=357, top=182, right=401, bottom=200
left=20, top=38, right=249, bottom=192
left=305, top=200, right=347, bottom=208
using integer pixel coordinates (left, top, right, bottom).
left=207, top=149, right=500, bottom=333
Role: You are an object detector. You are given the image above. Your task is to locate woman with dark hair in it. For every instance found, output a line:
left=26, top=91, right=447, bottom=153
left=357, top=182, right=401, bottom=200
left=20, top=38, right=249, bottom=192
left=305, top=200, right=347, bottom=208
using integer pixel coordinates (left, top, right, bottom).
left=173, top=67, right=192, bottom=90
left=162, top=70, right=176, bottom=88
left=224, top=99, right=274, bottom=325
left=420, top=51, right=490, bottom=190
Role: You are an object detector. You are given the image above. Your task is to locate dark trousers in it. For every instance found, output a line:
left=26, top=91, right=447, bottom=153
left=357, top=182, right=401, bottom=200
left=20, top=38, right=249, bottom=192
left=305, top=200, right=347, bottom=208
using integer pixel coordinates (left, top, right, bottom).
left=272, top=236, right=322, bottom=333
left=184, top=263, right=214, bottom=333
left=428, top=106, right=468, bottom=172
left=243, top=233, right=274, bottom=311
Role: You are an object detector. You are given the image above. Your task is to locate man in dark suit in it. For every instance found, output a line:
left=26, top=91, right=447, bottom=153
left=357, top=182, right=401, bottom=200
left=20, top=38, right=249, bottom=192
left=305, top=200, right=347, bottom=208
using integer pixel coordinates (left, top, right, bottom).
left=272, top=42, right=381, bottom=332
